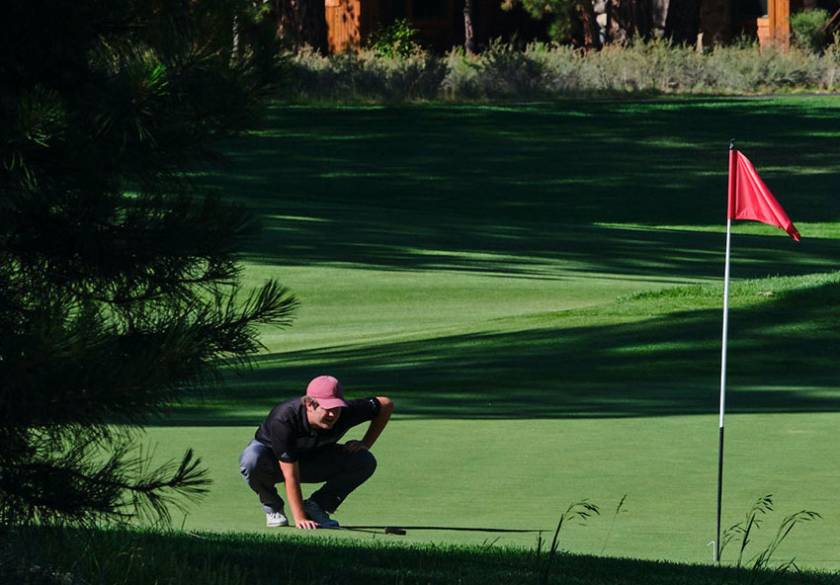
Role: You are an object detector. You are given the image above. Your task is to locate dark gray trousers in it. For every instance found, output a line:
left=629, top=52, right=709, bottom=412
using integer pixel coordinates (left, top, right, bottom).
left=239, top=439, right=377, bottom=514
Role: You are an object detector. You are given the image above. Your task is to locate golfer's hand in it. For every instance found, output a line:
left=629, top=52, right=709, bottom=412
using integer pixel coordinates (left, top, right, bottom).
left=296, top=519, right=319, bottom=530
left=344, top=440, right=368, bottom=453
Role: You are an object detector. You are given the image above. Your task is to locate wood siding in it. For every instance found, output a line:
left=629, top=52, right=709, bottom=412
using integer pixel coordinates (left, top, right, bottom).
left=326, top=0, right=363, bottom=53
left=746, top=0, right=795, bottom=48
left=757, top=16, right=771, bottom=45
left=772, top=0, right=791, bottom=47
left=324, top=0, right=458, bottom=53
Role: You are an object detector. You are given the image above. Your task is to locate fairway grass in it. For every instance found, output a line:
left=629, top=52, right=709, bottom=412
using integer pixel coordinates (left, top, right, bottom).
left=149, top=96, right=840, bottom=571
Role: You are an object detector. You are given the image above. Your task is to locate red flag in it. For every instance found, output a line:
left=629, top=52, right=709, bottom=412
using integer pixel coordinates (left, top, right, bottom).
left=728, top=150, right=800, bottom=241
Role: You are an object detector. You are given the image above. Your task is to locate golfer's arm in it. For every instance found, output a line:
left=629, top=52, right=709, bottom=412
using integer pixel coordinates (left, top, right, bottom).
left=361, top=396, right=394, bottom=449
left=279, top=461, right=306, bottom=523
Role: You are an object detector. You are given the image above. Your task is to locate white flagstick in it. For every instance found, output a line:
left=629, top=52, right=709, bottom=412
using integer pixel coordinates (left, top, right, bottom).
left=716, top=216, right=732, bottom=564
left=716, top=141, right=736, bottom=564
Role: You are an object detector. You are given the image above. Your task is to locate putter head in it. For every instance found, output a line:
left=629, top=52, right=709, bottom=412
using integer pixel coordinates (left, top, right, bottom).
left=384, top=526, right=406, bottom=535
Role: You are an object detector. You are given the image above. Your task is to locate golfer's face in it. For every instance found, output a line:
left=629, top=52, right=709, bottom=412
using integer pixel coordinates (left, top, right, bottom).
left=313, top=404, right=342, bottom=429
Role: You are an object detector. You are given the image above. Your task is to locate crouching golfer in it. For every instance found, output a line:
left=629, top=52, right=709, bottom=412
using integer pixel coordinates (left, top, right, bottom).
left=239, top=375, right=393, bottom=529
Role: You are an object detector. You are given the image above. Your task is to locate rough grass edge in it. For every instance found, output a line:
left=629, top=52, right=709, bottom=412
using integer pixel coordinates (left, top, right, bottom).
left=4, top=525, right=840, bottom=585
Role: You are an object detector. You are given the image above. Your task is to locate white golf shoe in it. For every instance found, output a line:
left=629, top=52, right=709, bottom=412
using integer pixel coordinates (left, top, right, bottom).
left=266, top=510, right=289, bottom=527
left=303, top=499, right=339, bottom=528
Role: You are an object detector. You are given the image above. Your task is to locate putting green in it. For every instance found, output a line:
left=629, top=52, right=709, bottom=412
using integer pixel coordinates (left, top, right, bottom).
left=151, top=97, right=840, bottom=570
left=144, top=412, right=840, bottom=569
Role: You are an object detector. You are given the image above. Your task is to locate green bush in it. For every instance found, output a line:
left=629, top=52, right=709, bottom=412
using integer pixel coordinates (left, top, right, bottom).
left=443, top=41, right=548, bottom=99
left=289, top=47, right=446, bottom=101
left=366, top=18, right=422, bottom=59
left=822, top=34, right=840, bottom=89
left=280, top=40, right=840, bottom=102
left=791, top=9, right=831, bottom=53
left=705, top=42, right=822, bottom=92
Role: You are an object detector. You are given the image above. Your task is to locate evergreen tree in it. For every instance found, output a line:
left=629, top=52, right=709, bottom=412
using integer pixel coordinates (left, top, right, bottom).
left=0, top=0, right=296, bottom=524
left=503, top=0, right=602, bottom=48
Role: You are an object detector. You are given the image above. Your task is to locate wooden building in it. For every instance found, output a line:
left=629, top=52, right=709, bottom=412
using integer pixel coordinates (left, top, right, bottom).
left=758, top=0, right=792, bottom=46
left=737, top=0, right=796, bottom=47
left=737, top=0, right=839, bottom=47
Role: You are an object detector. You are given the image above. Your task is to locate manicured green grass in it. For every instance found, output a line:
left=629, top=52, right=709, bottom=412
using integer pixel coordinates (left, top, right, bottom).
left=146, top=97, right=840, bottom=570
left=144, top=412, right=840, bottom=568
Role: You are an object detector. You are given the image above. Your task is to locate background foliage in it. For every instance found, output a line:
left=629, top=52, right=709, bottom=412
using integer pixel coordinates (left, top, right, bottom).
left=282, top=39, right=840, bottom=102
left=791, top=9, right=832, bottom=54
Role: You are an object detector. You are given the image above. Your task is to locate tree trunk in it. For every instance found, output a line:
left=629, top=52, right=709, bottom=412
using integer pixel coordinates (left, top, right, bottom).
left=698, top=0, right=731, bottom=46
left=633, top=0, right=653, bottom=37
left=231, top=15, right=241, bottom=62
left=664, top=0, right=699, bottom=44
left=577, top=0, right=603, bottom=49
left=273, top=0, right=327, bottom=52
left=464, top=0, right=476, bottom=54
left=651, top=0, right=669, bottom=35
left=595, top=0, right=656, bottom=42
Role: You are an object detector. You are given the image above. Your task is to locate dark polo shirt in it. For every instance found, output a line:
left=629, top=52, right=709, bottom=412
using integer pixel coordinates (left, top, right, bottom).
left=255, top=397, right=381, bottom=463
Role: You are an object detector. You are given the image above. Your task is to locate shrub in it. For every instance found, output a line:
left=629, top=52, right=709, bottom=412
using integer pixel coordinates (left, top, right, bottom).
left=288, top=48, right=446, bottom=101
left=366, top=18, right=423, bottom=59
left=706, top=43, right=821, bottom=93
left=791, top=9, right=831, bottom=53
left=280, top=40, right=840, bottom=102
left=821, top=34, right=840, bottom=90
left=443, top=41, right=548, bottom=99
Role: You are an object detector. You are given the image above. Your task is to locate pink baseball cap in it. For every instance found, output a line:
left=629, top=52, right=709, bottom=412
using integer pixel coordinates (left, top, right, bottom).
left=306, top=375, right=348, bottom=409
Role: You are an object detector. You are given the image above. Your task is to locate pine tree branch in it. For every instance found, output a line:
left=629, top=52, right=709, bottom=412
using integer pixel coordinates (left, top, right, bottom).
left=1, top=0, right=286, bottom=526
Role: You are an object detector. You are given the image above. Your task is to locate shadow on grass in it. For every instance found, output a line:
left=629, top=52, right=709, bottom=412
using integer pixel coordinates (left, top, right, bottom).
left=11, top=526, right=840, bottom=585
left=201, top=98, right=840, bottom=278
left=166, top=277, right=840, bottom=424
left=159, top=99, right=840, bottom=425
